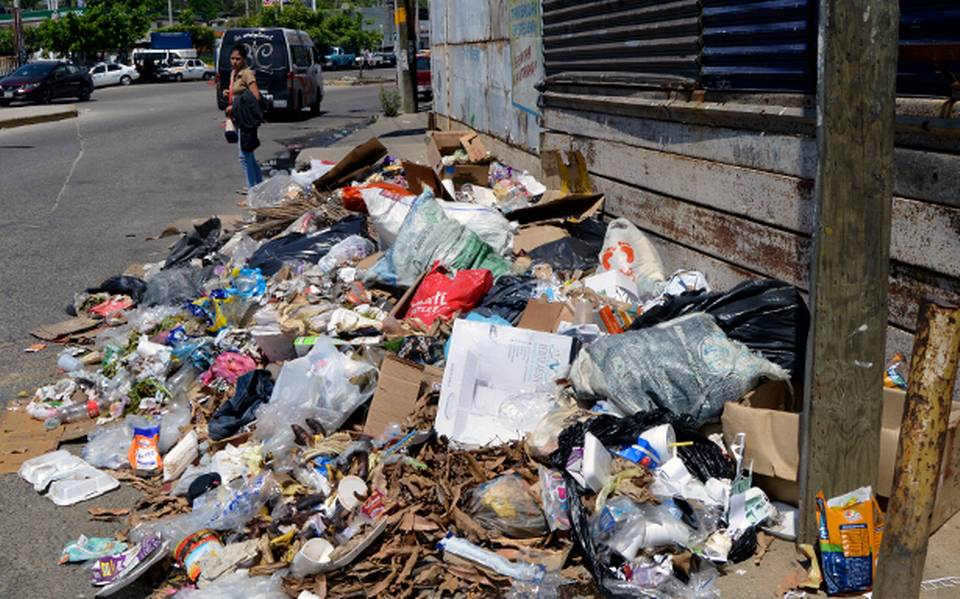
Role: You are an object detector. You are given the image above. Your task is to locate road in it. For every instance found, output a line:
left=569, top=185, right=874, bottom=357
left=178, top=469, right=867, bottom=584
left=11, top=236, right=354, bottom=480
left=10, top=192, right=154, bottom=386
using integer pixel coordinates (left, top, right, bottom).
left=0, top=79, right=384, bottom=599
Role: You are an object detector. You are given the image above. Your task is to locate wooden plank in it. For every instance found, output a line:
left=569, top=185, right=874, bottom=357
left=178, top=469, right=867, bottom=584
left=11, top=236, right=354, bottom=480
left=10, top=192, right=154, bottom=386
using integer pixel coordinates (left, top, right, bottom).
left=544, top=132, right=960, bottom=279
left=544, top=107, right=960, bottom=209
left=799, top=0, right=899, bottom=544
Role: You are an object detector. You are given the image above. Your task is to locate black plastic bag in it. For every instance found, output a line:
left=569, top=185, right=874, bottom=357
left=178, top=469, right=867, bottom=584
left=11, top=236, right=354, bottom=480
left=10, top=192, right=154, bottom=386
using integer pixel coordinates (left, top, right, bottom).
left=85, top=275, right=147, bottom=304
left=471, top=275, right=537, bottom=324
left=728, top=527, right=758, bottom=564
left=630, top=279, right=810, bottom=379
left=208, top=369, right=274, bottom=441
left=528, top=237, right=599, bottom=271
left=142, top=266, right=206, bottom=307
left=248, top=214, right=367, bottom=276
left=163, top=217, right=222, bottom=270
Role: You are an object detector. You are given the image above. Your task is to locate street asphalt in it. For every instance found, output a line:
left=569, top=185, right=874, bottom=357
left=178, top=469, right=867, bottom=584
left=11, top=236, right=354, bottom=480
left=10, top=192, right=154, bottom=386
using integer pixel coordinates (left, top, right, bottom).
left=0, top=77, right=385, bottom=599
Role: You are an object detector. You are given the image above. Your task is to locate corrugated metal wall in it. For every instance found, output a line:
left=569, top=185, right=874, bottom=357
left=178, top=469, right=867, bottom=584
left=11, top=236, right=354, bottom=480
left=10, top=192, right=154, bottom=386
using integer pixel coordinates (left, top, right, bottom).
left=431, top=0, right=542, bottom=152
left=701, top=0, right=817, bottom=92
left=542, top=0, right=700, bottom=87
left=899, top=0, right=960, bottom=97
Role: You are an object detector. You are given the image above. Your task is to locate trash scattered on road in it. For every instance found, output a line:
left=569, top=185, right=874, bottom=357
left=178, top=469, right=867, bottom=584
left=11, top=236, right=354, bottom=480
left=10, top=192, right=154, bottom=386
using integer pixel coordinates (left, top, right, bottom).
left=2, top=131, right=832, bottom=597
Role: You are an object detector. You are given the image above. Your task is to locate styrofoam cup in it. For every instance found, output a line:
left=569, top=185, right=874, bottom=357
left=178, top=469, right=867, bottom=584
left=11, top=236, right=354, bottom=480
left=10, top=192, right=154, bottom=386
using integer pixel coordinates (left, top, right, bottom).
left=639, top=424, right=676, bottom=465
left=289, top=538, right=334, bottom=578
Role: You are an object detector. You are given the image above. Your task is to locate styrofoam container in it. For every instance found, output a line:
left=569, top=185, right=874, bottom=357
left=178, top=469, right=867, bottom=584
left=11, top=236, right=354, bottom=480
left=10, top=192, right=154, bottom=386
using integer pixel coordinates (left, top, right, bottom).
left=48, top=467, right=119, bottom=506
left=583, top=433, right=612, bottom=492
left=19, top=449, right=87, bottom=492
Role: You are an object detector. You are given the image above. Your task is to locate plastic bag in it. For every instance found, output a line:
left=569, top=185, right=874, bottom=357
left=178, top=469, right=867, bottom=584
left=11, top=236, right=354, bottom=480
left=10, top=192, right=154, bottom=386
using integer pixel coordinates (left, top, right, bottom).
left=85, top=275, right=147, bottom=305
left=208, top=370, right=274, bottom=441
left=629, top=279, right=810, bottom=379
left=174, top=571, right=288, bottom=599
left=365, top=191, right=512, bottom=288
left=83, top=421, right=132, bottom=469
left=528, top=237, right=601, bottom=271
left=163, top=217, right=222, bottom=270
left=597, top=218, right=664, bottom=283
left=465, top=474, right=549, bottom=539
left=247, top=175, right=301, bottom=209
left=816, top=486, right=884, bottom=595
left=437, top=199, right=516, bottom=256
left=405, top=264, right=494, bottom=326
left=346, top=182, right=416, bottom=247
left=571, top=312, right=789, bottom=426
left=253, top=338, right=376, bottom=460
left=198, top=351, right=257, bottom=386
left=142, top=266, right=206, bottom=307
left=472, top=275, right=537, bottom=324
left=538, top=466, right=570, bottom=531
left=310, top=235, right=376, bottom=277
left=248, top=214, right=367, bottom=276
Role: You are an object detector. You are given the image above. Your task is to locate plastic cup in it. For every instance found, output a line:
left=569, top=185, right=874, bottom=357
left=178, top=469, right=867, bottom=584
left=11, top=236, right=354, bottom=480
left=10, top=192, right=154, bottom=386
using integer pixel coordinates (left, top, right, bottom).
left=289, top=538, right=334, bottom=578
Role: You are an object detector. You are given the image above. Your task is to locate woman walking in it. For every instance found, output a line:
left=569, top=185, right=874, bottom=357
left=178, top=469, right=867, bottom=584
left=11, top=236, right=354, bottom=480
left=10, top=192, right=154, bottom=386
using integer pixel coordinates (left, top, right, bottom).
left=224, top=44, right=264, bottom=190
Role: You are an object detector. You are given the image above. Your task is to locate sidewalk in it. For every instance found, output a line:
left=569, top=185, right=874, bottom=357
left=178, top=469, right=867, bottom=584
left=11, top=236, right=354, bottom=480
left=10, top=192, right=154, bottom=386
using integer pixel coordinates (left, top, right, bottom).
left=0, top=103, right=78, bottom=129
left=296, top=111, right=429, bottom=169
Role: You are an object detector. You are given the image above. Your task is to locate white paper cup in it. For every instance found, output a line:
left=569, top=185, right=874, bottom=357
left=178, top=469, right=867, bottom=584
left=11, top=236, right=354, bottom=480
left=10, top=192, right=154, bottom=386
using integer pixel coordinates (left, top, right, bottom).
left=639, top=424, right=676, bottom=465
left=289, top=538, right=334, bottom=578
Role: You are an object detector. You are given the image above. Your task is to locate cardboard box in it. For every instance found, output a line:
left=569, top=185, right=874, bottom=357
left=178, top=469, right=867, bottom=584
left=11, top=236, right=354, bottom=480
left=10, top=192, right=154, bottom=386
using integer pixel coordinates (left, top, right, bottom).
left=314, top=139, right=388, bottom=191
left=721, top=381, right=960, bottom=531
left=425, top=132, right=491, bottom=191
left=363, top=355, right=443, bottom=437
left=517, top=299, right=574, bottom=334
left=513, top=225, right=569, bottom=255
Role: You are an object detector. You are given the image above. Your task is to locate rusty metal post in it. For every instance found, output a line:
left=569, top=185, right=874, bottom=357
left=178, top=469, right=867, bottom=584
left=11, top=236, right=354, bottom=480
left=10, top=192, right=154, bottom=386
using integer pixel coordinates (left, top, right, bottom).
left=874, top=298, right=960, bottom=599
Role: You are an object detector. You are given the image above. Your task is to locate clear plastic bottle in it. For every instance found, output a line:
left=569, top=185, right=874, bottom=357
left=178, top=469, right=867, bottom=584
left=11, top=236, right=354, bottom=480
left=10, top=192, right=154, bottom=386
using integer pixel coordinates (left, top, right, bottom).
left=313, top=235, right=375, bottom=276
left=44, top=397, right=116, bottom=430
left=57, top=352, right=83, bottom=373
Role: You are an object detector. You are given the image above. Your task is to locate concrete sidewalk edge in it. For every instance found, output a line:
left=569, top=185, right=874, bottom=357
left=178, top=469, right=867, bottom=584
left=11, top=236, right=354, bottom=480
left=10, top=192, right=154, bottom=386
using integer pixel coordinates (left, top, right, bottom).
left=0, top=105, right=78, bottom=130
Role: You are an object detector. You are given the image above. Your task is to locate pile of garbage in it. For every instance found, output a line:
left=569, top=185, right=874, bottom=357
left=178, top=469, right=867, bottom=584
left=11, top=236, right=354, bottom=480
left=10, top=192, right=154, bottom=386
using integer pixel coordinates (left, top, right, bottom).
left=14, top=132, right=818, bottom=598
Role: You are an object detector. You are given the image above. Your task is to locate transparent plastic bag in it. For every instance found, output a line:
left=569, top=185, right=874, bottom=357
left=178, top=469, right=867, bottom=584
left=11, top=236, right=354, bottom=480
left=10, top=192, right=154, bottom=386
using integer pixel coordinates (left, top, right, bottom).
left=465, top=474, right=548, bottom=539
left=253, top=338, right=377, bottom=461
left=174, top=570, right=287, bottom=599
left=83, top=421, right=132, bottom=470
left=247, top=175, right=301, bottom=209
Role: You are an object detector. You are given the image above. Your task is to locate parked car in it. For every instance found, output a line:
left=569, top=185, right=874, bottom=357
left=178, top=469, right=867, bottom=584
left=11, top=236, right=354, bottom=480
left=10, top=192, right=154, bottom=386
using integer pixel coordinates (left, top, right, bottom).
left=89, top=62, right=139, bottom=88
left=377, top=51, right=397, bottom=68
left=217, top=28, right=324, bottom=114
left=0, top=61, right=93, bottom=106
left=159, top=58, right=211, bottom=82
left=416, top=52, right=432, bottom=100
left=324, top=47, right=355, bottom=70
left=354, top=51, right=383, bottom=69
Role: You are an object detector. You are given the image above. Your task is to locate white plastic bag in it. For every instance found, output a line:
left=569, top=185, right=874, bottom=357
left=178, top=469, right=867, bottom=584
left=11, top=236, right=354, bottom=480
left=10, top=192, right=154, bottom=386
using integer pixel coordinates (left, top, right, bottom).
left=597, top=218, right=665, bottom=283
left=352, top=183, right=417, bottom=248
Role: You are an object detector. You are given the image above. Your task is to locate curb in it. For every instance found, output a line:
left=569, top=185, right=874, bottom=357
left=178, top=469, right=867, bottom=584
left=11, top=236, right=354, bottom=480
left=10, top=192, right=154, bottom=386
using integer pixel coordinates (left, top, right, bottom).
left=0, top=105, right=79, bottom=130
left=326, top=78, right=394, bottom=87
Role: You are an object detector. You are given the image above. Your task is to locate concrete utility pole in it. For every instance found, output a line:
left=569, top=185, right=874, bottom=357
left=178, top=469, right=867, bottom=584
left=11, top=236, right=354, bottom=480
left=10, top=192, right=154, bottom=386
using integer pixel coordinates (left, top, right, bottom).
left=245, top=0, right=250, bottom=18
left=13, top=0, right=23, bottom=67
left=167, top=0, right=174, bottom=25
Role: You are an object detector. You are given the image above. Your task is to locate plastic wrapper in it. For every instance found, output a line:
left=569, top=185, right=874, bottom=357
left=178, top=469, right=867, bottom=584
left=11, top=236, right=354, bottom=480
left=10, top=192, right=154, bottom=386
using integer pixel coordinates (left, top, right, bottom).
left=816, top=486, right=884, bottom=595
left=208, top=370, right=274, bottom=441
left=630, top=279, right=810, bottom=380
left=142, top=267, right=206, bottom=307
left=405, top=265, right=494, bottom=326
left=538, top=466, right=570, bottom=531
left=174, top=570, right=287, bottom=599
left=248, top=215, right=367, bottom=276
left=364, top=191, right=512, bottom=288
left=60, top=535, right=127, bottom=564
left=571, top=312, right=789, bottom=426
left=472, top=275, right=537, bottom=324
left=465, top=474, right=549, bottom=539
left=253, top=338, right=376, bottom=460
left=884, top=352, right=908, bottom=389
left=163, top=217, right=222, bottom=270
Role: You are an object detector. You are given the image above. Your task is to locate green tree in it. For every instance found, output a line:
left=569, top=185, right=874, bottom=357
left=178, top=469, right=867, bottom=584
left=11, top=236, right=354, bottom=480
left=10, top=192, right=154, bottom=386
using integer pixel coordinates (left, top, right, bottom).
left=34, top=2, right=151, bottom=61
left=188, top=0, right=222, bottom=21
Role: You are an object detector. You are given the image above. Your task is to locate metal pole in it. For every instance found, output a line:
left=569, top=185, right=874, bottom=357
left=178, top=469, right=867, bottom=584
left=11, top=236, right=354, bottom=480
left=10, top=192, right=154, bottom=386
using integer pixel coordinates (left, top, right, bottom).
left=167, top=0, right=173, bottom=25
left=873, top=298, right=960, bottom=599
left=245, top=0, right=250, bottom=18
left=395, top=0, right=415, bottom=114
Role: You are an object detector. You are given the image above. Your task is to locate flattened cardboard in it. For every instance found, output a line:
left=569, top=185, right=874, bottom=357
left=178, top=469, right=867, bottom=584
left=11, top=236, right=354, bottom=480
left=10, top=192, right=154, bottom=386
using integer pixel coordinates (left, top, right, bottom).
left=541, top=149, right=593, bottom=196
left=513, top=225, right=568, bottom=255
left=517, top=299, right=574, bottom=334
left=356, top=251, right=384, bottom=272
left=460, top=132, right=488, bottom=163
left=506, top=193, right=604, bottom=225
left=0, top=408, right=62, bottom=474
left=363, top=355, right=443, bottom=437
left=315, top=139, right=388, bottom=191
left=402, top=160, right=452, bottom=201
left=31, top=316, right=100, bottom=342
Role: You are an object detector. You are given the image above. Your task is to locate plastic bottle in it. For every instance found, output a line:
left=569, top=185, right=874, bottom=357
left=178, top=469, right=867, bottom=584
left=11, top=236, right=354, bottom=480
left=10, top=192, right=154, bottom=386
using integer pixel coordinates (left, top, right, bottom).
left=313, top=235, right=375, bottom=276
left=44, top=397, right=117, bottom=430
left=57, top=352, right=83, bottom=373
